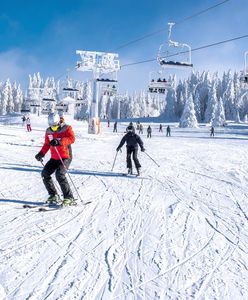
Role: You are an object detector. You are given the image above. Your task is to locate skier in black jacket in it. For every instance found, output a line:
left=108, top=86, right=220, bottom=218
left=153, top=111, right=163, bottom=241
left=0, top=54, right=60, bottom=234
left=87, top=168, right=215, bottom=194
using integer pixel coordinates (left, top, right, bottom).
left=116, top=125, right=145, bottom=175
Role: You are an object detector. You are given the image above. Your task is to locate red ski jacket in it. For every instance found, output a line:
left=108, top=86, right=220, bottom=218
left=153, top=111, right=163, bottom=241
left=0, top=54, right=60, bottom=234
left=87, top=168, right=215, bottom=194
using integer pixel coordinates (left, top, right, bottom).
left=40, top=124, right=75, bottom=160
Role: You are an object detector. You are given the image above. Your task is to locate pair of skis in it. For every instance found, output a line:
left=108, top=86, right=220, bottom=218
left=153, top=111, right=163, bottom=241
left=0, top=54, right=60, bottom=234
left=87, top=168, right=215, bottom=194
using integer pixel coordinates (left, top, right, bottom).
left=23, top=201, right=91, bottom=212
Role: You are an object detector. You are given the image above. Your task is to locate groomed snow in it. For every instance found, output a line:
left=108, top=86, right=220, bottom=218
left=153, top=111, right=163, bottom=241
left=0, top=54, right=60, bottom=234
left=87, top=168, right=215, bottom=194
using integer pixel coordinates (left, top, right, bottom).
left=0, top=114, right=248, bottom=299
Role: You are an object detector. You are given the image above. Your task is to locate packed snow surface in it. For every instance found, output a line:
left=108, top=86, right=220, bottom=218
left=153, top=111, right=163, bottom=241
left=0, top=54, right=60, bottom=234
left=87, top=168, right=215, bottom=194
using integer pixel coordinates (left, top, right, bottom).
left=0, top=114, right=248, bottom=300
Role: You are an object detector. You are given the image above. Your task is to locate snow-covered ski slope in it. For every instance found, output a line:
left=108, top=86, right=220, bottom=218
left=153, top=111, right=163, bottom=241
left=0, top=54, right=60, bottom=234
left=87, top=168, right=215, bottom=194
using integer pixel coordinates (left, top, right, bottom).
left=0, top=114, right=248, bottom=300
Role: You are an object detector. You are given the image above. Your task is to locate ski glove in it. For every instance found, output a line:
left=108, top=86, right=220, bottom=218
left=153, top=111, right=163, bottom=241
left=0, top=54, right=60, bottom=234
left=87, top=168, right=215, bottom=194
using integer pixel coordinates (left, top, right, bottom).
left=49, top=139, right=61, bottom=147
left=35, top=152, right=44, bottom=161
left=141, top=148, right=145, bottom=152
left=116, top=147, right=121, bottom=152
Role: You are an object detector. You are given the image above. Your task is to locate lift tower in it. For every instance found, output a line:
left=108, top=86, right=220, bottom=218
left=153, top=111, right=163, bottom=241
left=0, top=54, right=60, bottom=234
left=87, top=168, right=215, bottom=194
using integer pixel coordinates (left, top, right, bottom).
left=76, top=50, right=120, bottom=134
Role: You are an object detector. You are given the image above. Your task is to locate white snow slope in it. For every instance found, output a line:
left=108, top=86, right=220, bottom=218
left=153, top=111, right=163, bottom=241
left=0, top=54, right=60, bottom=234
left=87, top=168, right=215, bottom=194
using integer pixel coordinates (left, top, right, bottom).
left=0, top=115, right=248, bottom=300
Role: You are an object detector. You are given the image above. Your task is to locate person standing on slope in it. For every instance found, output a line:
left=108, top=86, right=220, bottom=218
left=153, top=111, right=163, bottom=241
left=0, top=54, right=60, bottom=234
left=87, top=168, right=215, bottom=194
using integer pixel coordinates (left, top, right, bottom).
left=116, top=125, right=145, bottom=176
left=35, top=113, right=76, bottom=206
left=26, top=117, right=32, bottom=132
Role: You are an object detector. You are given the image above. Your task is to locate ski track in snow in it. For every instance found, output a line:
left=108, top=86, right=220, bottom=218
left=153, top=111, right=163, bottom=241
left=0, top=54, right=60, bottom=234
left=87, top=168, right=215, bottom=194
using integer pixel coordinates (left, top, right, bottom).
left=0, top=118, right=248, bottom=299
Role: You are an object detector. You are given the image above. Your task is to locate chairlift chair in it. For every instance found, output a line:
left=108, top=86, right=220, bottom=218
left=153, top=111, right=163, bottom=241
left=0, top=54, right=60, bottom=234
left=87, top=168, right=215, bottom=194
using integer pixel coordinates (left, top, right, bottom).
left=240, top=51, right=248, bottom=88
left=157, top=22, right=193, bottom=69
left=42, top=98, right=56, bottom=102
left=148, top=71, right=171, bottom=94
left=63, top=87, right=79, bottom=92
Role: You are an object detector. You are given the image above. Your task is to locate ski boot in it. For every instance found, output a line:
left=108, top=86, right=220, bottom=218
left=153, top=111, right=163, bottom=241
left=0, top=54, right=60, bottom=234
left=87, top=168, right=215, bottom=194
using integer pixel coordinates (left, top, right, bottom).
left=136, top=168, right=141, bottom=176
left=128, top=168, right=133, bottom=175
left=46, top=194, right=60, bottom=205
left=62, top=198, right=77, bottom=206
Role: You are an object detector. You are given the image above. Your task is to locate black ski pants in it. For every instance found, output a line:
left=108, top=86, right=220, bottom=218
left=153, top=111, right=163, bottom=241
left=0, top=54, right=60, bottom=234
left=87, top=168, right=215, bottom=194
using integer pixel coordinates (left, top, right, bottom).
left=126, top=147, right=141, bottom=169
left=41, top=158, right=73, bottom=199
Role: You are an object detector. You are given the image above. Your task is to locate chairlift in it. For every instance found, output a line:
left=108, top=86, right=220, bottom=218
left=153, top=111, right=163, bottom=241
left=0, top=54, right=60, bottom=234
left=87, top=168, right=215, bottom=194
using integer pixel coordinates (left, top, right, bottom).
left=240, top=51, right=248, bottom=88
left=41, top=108, right=50, bottom=114
left=42, top=98, right=56, bottom=102
left=157, top=22, right=193, bottom=68
left=63, top=87, right=79, bottom=92
left=148, top=71, right=171, bottom=94
left=21, top=109, right=30, bottom=113
left=96, top=78, right=117, bottom=83
left=97, top=77, right=118, bottom=96
left=30, top=104, right=41, bottom=107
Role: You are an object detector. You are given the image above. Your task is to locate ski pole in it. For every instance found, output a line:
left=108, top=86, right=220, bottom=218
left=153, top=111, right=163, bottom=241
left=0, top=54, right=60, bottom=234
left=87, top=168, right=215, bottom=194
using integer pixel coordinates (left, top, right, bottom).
left=48, top=135, right=82, bottom=202
left=144, top=151, right=160, bottom=167
left=53, top=146, right=83, bottom=202
left=111, top=151, right=118, bottom=171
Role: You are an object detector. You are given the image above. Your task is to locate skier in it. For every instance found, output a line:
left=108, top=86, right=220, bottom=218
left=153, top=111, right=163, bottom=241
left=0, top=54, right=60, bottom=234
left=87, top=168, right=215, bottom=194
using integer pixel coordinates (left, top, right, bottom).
left=147, top=125, right=152, bottom=138
left=116, top=125, right=145, bottom=175
left=210, top=126, right=215, bottom=137
left=166, top=125, right=171, bottom=137
left=139, top=123, right=143, bottom=134
left=159, top=124, right=163, bottom=132
left=26, top=117, right=32, bottom=132
left=35, top=113, right=76, bottom=206
left=113, top=121, right=117, bottom=132
left=22, top=115, right=26, bottom=126
left=108, top=119, right=110, bottom=128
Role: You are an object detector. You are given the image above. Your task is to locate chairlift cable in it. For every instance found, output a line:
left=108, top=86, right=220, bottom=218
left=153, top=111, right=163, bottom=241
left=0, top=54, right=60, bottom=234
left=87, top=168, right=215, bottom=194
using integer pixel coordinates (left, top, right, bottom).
left=121, top=33, right=248, bottom=68
left=113, top=0, right=231, bottom=51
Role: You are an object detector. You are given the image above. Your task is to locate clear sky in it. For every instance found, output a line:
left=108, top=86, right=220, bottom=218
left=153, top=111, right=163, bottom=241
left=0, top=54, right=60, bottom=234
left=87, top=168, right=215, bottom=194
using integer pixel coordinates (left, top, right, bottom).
left=0, top=0, right=247, bottom=93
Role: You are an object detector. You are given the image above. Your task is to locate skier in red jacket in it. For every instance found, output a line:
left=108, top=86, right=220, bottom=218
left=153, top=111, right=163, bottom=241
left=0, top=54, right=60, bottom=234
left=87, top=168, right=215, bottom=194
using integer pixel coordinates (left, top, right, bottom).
left=35, top=113, right=76, bottom=205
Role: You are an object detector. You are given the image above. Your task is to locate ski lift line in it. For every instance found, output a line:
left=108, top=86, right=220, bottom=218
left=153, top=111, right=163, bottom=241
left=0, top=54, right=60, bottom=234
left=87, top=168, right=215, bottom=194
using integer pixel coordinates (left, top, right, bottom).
left=112, top=0, right=231, bottom=51
left=121, top=33, right=248, bottom=68
left=175, top=0, right=231, bottom=25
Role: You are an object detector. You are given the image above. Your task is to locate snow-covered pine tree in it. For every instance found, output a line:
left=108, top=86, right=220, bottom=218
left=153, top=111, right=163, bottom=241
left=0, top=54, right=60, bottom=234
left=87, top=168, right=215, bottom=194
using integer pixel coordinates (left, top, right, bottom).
left=12, top=82, right=23, bottom=112
left=211, top=97, right=225, bottom=127
left=179, top=89, right=198, bottom=128
left=204, top=79, right=218, bottom=123
left=2, top=79, right=14, bottom=114
left=164, top=86, right=176, bottom=121
left=223, top=75, right=235, bottom=120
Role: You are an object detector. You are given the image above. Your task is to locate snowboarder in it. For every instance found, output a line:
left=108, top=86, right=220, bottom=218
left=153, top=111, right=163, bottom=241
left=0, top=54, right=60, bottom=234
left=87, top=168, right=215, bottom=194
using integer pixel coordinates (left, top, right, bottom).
left=113, top=121, right=117, bottom=132
left=166, top=125, right=171, bottom=137
left=35, top=113, right=76, bottom=206
left=26, top=117, right=32, bottom=132
left=159, top=124, right=163, bottom=132
left=210, top=126, right=215, bottom=137
left=116, top=125, right=145, bottom=175
left=147, top=125, right=152, bottom=138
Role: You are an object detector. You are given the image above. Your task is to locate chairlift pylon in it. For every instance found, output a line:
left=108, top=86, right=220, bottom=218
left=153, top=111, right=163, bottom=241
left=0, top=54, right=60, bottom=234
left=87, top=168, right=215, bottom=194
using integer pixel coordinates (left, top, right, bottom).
left=157, top=22, right=193, bottom=68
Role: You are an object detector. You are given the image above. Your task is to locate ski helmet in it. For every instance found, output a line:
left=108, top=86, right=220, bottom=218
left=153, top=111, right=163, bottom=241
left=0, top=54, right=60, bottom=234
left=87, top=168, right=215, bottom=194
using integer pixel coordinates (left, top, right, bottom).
left=127, top=125, right=134, bottom=132
left=48, top=113, right=60, bottom=126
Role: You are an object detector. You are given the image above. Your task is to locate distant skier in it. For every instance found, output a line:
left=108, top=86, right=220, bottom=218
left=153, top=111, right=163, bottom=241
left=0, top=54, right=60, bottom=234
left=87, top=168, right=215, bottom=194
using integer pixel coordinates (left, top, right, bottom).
left=26, top=117, right=32, bottom=132
left=147, top=125, right=152, bottom=138
left=166, top=125, right=171, bottom=137
left=108, top=119, right=110, bottom=128
left=139, top=123, right=143, bottom=134
left=35, top=113, right=76, bottom=206
left=113, top=121, right=117, bottom=132
left=116, top=125, right=145, bottom=176
left=159, top=124, right=163, bottom=132
left=22, top=115, right=26, bottom=126
left=210, top=126, right=215, bottom=137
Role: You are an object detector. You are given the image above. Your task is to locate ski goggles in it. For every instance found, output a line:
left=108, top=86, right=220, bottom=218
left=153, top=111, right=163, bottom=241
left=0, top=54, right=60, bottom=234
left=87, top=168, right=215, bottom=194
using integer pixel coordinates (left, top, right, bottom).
left=51, top=124, right=60, bottom=132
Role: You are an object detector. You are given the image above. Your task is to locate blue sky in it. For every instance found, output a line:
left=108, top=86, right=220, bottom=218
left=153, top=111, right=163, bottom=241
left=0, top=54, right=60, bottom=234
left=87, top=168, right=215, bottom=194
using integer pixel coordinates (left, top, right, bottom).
left=0, top=0, right=247, bottom=92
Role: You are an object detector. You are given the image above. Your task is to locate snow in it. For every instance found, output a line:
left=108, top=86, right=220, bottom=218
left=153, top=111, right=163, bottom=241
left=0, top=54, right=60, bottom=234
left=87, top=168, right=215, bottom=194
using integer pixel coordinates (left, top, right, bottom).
left=0, top=114, right=248, bottom=299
